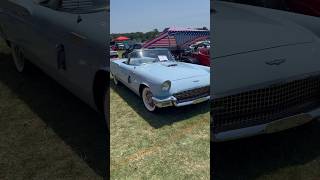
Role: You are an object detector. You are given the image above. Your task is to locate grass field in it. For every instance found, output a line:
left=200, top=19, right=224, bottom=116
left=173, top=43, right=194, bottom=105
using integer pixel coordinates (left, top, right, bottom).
left=117, top=50, right=125, bottom=58
left=0, top=41, right=106, bottom=179
left=110, top=78, right=210, bottom=179
left=2, top=38, right=320, bottom=179
left=213, top=119, right=320, bottom=180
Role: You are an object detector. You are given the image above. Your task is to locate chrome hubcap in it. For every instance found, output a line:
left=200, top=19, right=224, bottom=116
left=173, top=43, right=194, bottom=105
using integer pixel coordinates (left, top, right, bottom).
left=146, top=91, right=154, bottom=106
left=12, top=46, right=25, bottom=72
left=143, top=88, right=155, bottom=111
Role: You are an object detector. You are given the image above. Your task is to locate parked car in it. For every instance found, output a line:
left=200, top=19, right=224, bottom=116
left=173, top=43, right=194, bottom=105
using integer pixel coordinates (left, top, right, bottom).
left=189, top=41, right=210, bottom=53
left=110, top=48, right=210, bottom=112
left=121, top=43, right=143, bottom=58
left=212, top=1, right=320, bottom=141
left=110, top=48, right=118, bottom=59
left=192, top=47, right=210, bottom=66
left=115, top=42, right=125, bottom=50
left=0, top=0, right=109, bottom=123
left=285, top=0, right=320, bottom=17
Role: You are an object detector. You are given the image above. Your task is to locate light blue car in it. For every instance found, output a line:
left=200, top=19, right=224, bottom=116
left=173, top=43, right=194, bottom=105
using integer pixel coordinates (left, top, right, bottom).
left=110, top=48, right=210, bottom=112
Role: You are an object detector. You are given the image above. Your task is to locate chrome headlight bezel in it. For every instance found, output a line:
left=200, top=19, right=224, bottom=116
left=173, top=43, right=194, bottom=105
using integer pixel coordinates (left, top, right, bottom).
left=161, top=80, right=171, bottom=91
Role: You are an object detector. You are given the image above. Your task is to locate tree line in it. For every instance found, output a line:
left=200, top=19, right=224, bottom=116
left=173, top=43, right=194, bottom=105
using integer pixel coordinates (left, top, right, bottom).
left=111, top=29, right=160, bottom=43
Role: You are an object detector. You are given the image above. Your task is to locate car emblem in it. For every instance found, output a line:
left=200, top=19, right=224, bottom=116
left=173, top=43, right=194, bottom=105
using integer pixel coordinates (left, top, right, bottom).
left=265, top=58, right=286, bottom=65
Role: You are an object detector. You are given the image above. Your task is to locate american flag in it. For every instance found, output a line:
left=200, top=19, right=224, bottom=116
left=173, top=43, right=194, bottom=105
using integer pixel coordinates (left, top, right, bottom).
left=143, top=27, right=209, bottom=49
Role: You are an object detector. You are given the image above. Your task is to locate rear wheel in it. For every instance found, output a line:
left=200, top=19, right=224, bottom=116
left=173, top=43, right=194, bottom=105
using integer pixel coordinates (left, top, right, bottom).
left=11, top=44, right=26, bottom=73
left=142, top=87, right=156, bottom=112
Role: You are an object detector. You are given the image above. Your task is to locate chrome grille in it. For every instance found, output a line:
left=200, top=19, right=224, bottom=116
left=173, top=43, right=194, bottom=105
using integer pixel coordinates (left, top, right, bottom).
left=61, top=0, right=94, bottom=10
left=174, top=86, right=210, bottom=103
left=212, top=76, right=320, bottom=132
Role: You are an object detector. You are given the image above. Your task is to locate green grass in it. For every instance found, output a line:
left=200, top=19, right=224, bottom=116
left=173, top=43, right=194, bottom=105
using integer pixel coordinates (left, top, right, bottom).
left=117, top=50, right=125, bottom=58
left=0, top=40, right=106, bottom=179
left=213, top=119, right=320, bottom=180
left=110, top=79, right=210, bottom=179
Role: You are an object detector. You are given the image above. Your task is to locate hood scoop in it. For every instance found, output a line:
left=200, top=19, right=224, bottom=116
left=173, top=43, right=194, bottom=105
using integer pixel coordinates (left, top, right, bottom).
left=161, top=62, right=178, bottom=67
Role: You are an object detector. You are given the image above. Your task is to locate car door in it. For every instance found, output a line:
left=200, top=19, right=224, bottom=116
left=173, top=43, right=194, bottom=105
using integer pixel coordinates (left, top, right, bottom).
left=31, top=0, right=107, bottom=107
left=118, top=62, right=136, bottom=88
left=25, top=1, right=79, bottom=81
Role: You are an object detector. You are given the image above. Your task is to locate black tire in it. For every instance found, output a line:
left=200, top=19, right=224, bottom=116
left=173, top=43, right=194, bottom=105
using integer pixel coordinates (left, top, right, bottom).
left=141, top=87, right=157, bottom=112
left=103, top=84, right=110, bottom=131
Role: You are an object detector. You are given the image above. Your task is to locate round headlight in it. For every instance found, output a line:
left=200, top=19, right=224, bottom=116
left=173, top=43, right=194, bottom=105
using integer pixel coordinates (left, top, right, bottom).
left=161, top=80, right=171, bottom=91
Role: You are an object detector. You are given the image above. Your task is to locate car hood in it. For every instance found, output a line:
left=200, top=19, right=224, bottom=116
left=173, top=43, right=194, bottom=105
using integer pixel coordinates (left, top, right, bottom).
left=136, top=62, right=209, bottom=82
left=213, top=1, right=316, bottom=58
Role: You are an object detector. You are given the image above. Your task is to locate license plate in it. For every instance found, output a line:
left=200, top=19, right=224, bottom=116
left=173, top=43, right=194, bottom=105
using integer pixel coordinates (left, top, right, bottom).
left=265, top=114, right=313, bottom=134
left=193, top=97, right=208, bottom=104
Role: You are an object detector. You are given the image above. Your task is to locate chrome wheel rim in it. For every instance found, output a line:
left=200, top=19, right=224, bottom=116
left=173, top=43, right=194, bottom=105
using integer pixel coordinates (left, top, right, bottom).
left=12, top=46, right=25, bottom=72
left=142, top=88, right=156, bottom=112
left=112, top=74, right=118, bottom=85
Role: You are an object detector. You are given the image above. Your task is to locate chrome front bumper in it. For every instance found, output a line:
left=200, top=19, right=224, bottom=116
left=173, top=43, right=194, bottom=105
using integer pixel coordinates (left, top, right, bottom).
left=212, top=107, right=320, bottom=142
left=152, top=95, right=210, bottom=108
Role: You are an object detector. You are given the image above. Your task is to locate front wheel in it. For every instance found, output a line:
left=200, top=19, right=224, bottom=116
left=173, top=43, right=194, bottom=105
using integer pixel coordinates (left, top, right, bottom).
left=142, top=87, right=157, bottom=112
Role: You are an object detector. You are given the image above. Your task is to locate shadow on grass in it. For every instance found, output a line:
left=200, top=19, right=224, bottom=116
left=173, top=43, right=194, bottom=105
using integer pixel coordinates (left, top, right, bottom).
left=110, top=79, right=209, bottom=129
left=0, top=51, right=107, bottom=177
left=212, top=120, right=320, bottom=179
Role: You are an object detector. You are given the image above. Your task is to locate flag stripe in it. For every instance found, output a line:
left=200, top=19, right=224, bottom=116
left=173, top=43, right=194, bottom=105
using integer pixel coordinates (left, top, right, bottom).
left=143, top=27, right=209, bottom=49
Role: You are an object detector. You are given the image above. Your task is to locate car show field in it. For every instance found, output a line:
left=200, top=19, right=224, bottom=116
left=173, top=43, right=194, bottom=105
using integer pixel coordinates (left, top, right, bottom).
left=109, top=25, right=211, bottom=178
left=110, top=77, right=210, bottom=179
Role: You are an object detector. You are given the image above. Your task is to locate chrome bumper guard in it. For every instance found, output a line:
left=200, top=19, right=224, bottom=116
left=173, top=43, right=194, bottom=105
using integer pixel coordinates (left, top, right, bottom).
left=212, top=107, right=320, bottom=142
left=152, top=95, right=210, bottom=108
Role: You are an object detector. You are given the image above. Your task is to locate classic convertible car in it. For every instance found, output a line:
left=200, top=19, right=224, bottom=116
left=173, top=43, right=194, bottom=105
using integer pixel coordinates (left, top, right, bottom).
left=110, top=48, right=210, bottom=112
left=0, top=0, right=109, bottom=123
left=211, top=1, right=320, bottom=141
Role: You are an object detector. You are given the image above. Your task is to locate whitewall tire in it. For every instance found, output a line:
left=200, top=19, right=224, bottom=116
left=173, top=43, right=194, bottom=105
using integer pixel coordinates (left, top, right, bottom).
left=142, top=87, right=156, bottom=112
left=11, top=44, right=26, bottom=73
left=112, top=74, right=118, bottom=85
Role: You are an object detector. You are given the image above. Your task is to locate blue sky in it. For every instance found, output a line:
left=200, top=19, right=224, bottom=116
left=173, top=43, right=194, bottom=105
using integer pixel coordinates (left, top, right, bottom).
left=110, top=0, right=210, bottom=33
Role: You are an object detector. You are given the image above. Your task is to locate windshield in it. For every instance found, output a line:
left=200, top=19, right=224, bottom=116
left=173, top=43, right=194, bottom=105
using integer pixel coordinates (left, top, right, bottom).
left=58, top=0, right=107, bottom=13
left=129, top=49, right=176, bottom=65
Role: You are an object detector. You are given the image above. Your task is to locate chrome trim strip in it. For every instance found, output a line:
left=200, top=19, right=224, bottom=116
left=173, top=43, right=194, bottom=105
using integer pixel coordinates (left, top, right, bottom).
left=152, top=95, right=210, bottom=108
left=212, top=106, right=320, bottom=142
left=212, top=71, right=320, bottom=98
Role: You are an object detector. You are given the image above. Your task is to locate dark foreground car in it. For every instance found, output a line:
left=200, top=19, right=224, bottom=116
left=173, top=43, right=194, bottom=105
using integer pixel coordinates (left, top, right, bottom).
left=0, top=0, right=109, bottom=124
left=211, top=1, right=320, bottom=142
left=225, top=0, right=320, bottom=17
